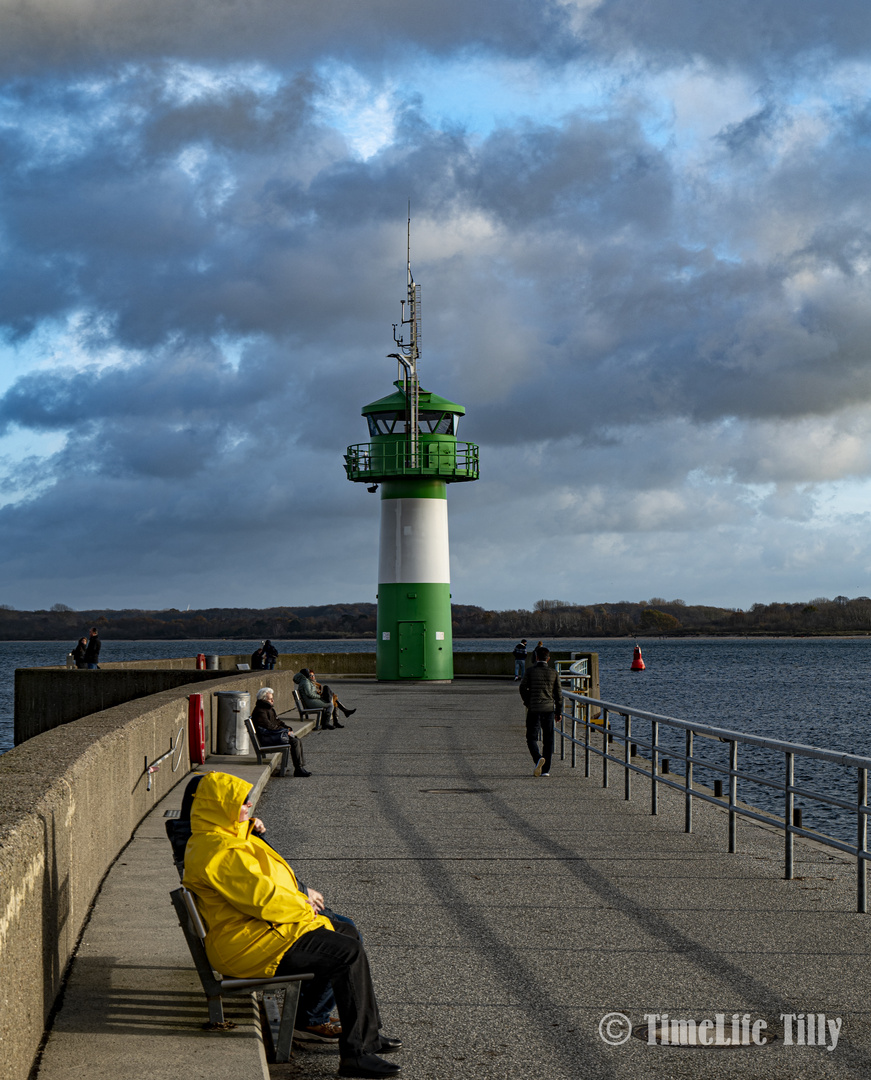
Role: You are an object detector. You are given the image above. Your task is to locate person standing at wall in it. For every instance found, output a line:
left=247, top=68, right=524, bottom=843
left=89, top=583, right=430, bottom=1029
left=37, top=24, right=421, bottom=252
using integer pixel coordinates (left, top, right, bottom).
left=512, top=639, right=527, bottom=681
left=83, top=626, right=101, bottom=669
left=72, top=637, right=88, bottom=668
left=518, top=645, right=562, bottom=777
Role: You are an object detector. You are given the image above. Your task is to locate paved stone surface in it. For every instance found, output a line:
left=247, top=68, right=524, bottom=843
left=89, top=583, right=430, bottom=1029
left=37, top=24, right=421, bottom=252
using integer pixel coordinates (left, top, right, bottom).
left=34, top=679, right=871, bottom=1080
left=260, top=679, right=871, bottom=1080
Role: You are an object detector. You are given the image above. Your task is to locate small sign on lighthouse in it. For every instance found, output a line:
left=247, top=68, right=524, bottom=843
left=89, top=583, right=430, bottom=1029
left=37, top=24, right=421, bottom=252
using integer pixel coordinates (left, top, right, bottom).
left=343, top=217, right=480, bottom=680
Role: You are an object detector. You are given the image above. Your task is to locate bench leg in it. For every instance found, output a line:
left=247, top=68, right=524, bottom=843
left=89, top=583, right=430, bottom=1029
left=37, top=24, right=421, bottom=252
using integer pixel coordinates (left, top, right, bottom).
left=275, top=982, right=302, bottom=1062
left=206, top=993, right=226, bottom=1025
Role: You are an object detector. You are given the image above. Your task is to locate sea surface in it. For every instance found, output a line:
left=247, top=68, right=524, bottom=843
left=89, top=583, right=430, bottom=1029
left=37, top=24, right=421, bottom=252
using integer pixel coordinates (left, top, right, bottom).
left=2, top=636, right=870, bottom=844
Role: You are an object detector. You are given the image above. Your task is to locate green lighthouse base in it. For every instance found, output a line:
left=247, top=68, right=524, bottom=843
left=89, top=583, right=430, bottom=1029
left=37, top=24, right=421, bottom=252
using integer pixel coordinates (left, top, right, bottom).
left=376, top=582, right=454, bottom=680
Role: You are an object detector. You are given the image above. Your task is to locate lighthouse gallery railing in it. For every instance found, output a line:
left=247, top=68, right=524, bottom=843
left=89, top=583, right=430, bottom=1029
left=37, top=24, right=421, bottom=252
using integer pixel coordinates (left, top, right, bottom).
left=344, top=441, right=479, bottom=482
left=558, top=686, right=871, bottom=912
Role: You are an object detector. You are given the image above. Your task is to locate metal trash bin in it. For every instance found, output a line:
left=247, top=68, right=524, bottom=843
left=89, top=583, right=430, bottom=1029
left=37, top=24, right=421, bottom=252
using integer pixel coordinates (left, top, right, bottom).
left=214, top=690, right=251, bottom=755
left=205, top=655, right=220, bottom=670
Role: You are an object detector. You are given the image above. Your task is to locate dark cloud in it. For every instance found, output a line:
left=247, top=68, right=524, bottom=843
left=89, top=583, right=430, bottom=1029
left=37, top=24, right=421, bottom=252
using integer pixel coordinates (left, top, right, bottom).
left=0, top=0, right=578, bottom=76
left=585, top=0, right=871, bottom=71
left=2, top=3, right=871, bottom=609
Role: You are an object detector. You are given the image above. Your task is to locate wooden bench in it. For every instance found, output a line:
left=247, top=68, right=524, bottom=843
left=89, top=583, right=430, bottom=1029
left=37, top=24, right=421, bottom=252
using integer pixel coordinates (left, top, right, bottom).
left=169, top=885, right=313, bottom=1062
left=293, top=688, right=327, bottom=728
left=244, top=716, right=294, bottom=777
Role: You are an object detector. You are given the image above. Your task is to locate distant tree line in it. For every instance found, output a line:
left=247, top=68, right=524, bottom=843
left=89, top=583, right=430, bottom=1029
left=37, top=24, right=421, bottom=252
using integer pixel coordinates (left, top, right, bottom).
left=2, top=595, right=871, bottom=640
left=0, top=604, right=378, bottom=641
left=447, top=595, right=871, bottom=637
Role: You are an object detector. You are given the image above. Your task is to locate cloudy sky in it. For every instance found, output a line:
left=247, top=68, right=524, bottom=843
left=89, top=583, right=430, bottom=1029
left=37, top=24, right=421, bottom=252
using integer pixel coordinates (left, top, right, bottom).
left=1, top=1, right=871, bottom=613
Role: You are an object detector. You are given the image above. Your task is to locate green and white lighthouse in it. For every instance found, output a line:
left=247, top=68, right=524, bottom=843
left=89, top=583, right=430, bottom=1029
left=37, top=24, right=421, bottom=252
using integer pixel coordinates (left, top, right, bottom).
left=344, top=241, right=479, bottom=680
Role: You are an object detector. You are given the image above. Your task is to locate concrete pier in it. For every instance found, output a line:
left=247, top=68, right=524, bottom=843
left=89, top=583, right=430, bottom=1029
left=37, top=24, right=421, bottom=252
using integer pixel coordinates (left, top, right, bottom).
left=33, top=679, right=871, bottom=1080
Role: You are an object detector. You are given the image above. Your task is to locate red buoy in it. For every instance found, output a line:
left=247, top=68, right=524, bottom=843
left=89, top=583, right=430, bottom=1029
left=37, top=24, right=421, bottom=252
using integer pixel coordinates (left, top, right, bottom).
left=631, top=645, right=645, bottom=671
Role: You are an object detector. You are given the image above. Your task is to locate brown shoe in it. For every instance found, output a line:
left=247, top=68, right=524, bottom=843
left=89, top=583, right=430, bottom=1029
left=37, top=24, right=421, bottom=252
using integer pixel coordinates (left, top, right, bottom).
left=294, top=1020, right=341, bottom=1042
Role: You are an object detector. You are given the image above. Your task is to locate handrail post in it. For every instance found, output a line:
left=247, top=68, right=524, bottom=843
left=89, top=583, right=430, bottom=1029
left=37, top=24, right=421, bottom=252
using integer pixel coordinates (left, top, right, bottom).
left=685, top=729, right=693, bottom=833
left=785, top=752, right=794, bottom=880
left=859, top=768, right=868, bottom=914
left=571, top=699, right=577, bottom=769
left=559, top=705, right=565, bottom=761
left=651, top=719, right=658, bottom=815
left=624, top=713, right=631, bottom=801
left=584, top=703, right=591, bottom=777
left=728, top=740, right=738, bottom=853
left=602, top=709, right=609, bottom=789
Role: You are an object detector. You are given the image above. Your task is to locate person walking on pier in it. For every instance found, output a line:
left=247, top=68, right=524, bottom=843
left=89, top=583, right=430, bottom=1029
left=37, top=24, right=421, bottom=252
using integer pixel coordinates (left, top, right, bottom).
left=183, top=771, right=402, bottom=1078
left=519, top=645, right=562, bottom=777
left=250, top=687, right=311, bottom=777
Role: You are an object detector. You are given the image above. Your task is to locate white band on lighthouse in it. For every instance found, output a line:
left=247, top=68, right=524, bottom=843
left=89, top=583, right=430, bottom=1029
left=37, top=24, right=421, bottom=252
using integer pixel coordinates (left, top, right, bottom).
left=378, top=497, right=450, bottom=584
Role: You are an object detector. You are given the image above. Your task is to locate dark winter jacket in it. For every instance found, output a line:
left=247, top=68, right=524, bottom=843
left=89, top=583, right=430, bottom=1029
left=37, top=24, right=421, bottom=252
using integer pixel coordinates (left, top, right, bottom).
left=250, top=701, right=289, bottom=733
left=519, top=661, right=563, bottom=715
left=83, top=634, right=101, bottom=664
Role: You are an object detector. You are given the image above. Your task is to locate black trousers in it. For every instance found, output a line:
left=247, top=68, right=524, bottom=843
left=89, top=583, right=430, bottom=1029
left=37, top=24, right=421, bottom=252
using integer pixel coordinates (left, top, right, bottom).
left=525, top=710, right=555, bottom=772
left=276, top=921, right=381, bottom=1056
left=257, top=729, right=305, bottom=771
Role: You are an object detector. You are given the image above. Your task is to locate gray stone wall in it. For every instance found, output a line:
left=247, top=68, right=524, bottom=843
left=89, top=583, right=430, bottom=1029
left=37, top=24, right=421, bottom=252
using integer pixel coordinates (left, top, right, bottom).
left=0, top=669, right=296, bottom=1080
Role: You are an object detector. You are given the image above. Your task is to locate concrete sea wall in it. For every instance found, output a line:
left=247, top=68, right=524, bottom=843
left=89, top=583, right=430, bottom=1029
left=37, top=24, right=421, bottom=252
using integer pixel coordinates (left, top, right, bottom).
left=16, top=651, right=599, bottom=744
left=0, top=669, right=296, bottom=1080
left=14, top=654, right=377, bottom=745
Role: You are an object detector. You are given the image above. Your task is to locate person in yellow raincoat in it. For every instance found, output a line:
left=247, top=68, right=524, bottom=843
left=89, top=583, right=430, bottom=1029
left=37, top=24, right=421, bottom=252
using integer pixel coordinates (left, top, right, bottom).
left=183, top=771, right=401, bottom=1079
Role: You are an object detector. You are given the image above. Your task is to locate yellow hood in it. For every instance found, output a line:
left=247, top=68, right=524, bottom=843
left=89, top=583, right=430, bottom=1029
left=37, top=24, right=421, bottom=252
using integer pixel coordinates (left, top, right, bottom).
left=189, top=770, right=251, bottom=839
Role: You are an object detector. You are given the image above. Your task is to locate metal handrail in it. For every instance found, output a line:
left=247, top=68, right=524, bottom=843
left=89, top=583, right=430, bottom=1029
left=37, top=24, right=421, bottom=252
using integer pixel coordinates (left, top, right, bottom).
left=559, top=691, right=871, bottom=912
left=144, top=722, right=186, bottom=791
left=344, top=440, right=480, bottom=482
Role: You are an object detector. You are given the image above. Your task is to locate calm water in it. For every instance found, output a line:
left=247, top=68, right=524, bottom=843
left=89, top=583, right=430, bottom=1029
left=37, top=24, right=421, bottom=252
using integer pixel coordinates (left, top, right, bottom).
left=3, top=636, right=870, bottom=843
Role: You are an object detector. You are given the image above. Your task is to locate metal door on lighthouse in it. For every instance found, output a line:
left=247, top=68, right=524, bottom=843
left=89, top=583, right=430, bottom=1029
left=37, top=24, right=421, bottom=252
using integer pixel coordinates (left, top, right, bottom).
left=398, top=621, right=426, bottom=678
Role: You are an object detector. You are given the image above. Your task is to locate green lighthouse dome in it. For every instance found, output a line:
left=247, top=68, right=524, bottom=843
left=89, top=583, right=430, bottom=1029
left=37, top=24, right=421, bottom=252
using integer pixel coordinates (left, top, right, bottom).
left=344, top=381, right=479, bottom=484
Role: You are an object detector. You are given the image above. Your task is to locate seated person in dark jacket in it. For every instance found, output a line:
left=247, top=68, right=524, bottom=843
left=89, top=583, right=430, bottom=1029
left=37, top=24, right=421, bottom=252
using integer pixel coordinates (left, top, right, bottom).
left=250, top=687, right=311, bottom=777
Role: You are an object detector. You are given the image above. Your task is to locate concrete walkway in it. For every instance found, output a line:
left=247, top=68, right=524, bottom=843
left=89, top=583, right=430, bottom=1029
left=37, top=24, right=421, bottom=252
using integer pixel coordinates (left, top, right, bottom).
left=36, top=681, right=871, bottom=1080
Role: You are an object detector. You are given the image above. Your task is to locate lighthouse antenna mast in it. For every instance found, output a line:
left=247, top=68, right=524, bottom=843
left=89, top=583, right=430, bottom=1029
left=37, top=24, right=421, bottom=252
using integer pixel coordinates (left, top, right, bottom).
left=389, top=205, right=420, bottom=468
